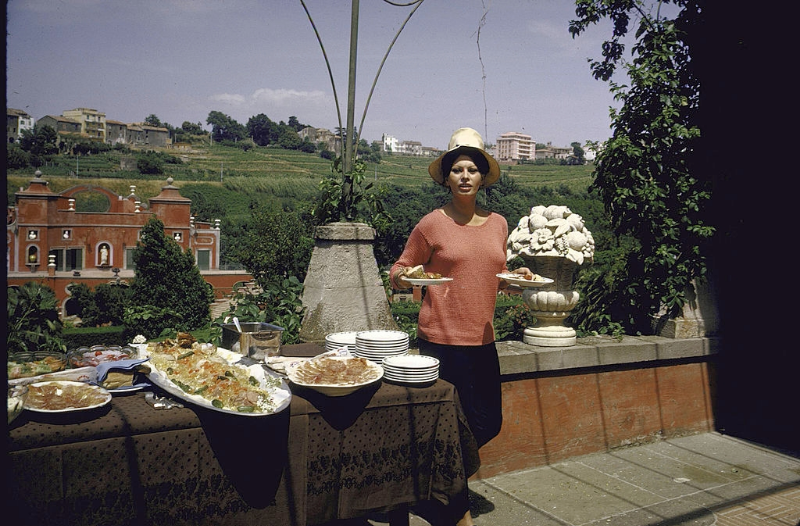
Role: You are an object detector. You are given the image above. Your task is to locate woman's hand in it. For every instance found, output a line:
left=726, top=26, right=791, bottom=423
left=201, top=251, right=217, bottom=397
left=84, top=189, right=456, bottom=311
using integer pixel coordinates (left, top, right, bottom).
left=498, top=267, right=534, bottom=294
left=394, top=266, right=415, bottom=288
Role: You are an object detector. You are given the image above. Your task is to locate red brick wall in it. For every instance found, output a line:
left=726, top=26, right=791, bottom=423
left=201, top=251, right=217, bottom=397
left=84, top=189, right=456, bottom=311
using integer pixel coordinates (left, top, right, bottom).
left=474, top=361, right=715, bottom=478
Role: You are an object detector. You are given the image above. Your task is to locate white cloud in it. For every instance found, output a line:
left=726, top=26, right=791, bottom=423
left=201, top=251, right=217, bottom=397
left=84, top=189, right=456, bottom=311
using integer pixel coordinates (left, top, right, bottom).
left=208, top=93, right=247, bottom=106
left=251, top=88, right=329, bottom=106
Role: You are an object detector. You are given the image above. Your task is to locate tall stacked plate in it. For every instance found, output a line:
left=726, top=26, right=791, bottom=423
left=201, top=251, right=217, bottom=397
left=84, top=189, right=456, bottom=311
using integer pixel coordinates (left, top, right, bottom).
left=354, top=330, right=409, bottom=364
left=325, top=331, right=358, bottom=353
left=382, top=355, right=439, bottom=385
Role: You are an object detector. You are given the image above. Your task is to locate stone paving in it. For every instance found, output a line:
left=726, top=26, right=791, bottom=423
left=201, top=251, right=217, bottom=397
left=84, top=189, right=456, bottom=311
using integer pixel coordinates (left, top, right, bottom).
left=361, top=432, right=800, bottom=526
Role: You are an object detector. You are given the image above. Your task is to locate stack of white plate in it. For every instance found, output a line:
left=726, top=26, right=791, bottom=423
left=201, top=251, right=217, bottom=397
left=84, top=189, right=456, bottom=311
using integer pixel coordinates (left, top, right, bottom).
left=354, top=330, right=409, bottom=364
left=325, top=331, right=358, bottom=353
left=382, top=354, right=439, bottom=385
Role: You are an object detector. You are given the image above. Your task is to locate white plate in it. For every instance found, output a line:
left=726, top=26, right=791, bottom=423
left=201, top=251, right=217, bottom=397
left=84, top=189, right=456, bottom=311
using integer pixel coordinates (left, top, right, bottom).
left=24, top=381, right=112, bottom=413
left=383, top=355, right=439, bottom=369
left=286, top=356, right=383, bottom=397
left=404, top=277, right=453, bottom=286
left=143, top=346, right=292, bottom=416
left=496, top=273, right=554, bottom=288
left=356, top=330, right=410, bottom=342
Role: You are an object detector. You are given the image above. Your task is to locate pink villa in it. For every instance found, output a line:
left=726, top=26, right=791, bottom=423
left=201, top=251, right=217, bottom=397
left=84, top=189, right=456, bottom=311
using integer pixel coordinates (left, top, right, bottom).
left=6, top=171, right=250, bottom=316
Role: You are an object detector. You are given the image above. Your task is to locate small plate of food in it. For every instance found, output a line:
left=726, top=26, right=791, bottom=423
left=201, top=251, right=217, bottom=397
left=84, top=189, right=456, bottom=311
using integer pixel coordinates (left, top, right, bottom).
left=404, top=265, right=453, bottom=286
left=497, top=272, right=554, bottom=288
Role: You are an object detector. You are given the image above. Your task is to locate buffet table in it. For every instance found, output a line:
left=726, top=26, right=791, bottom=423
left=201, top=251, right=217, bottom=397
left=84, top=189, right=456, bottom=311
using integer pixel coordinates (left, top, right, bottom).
left=7, top=372, right=479, bottom=526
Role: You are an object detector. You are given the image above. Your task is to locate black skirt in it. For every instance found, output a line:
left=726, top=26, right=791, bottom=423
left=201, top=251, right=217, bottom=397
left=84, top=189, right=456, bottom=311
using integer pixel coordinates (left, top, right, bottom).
left=418, top=339, right=503, bottom=449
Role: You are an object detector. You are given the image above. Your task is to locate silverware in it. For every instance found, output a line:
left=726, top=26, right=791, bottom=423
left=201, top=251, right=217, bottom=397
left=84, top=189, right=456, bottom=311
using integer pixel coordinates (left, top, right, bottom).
left=145, top=392, right=184, bottom=410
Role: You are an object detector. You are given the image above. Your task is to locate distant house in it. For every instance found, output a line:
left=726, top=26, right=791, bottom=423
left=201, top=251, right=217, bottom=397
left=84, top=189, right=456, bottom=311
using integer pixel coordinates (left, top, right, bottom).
left=535, top=142, right=572, bottom=160
left=298, top=126, right=340, bottom=155
left=106, top=120, right=128, bottom=145
left=7, top=108, right=35, bottom=143
left=36, top=115, right=84, bottom=144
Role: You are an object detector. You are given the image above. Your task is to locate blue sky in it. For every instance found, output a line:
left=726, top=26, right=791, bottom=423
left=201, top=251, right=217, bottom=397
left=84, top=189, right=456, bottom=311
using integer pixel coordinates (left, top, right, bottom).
left=6, top=0, right=655, bottom=149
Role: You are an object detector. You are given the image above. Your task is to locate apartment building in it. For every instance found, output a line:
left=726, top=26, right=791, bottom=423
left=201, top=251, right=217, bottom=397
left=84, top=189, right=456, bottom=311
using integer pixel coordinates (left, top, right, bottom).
left=62, top=108, right=107, bottom=142
left=495, top=131, right=535, bottom=162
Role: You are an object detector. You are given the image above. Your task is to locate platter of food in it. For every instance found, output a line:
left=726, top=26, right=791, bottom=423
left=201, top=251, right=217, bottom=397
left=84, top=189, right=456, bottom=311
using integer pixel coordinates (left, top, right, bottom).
left=24, top=380, right=112, bottom=413
left=286, top=354, right=383, bottom=396
left=497, top=272, right=554, bottom=288
left=403, top=265, right=452, bottom=286
left=140, top=334, right=291, bottom=416
left=68, top=345, right=138, bottom=368
left=8, top=353, right=67, bottom=381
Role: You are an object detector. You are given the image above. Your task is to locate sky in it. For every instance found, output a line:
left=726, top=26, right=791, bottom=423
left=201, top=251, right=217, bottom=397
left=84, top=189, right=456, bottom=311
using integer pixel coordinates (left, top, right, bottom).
left=6, top=0, right=651, bottom=150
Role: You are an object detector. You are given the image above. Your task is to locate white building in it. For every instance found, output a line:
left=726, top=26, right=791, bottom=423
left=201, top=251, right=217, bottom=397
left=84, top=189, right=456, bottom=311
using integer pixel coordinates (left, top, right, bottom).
left=495, top=131, right=535, bottom=162
left=7, top=108, right=35, bottom=143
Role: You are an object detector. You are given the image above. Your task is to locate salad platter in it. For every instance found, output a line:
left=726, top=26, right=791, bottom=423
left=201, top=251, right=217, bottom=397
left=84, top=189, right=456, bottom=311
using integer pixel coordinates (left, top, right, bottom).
left=138, top=336, right=292, bottom=416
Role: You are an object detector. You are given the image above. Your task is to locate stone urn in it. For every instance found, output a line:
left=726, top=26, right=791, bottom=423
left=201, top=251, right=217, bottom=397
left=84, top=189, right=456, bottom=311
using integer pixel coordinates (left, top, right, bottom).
left=507, top=205, right=595, bottom=347
left=520, top=256, right=580, bottom=346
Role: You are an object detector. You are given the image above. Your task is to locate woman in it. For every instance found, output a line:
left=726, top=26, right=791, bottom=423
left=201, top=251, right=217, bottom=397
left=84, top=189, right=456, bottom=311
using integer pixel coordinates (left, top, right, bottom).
left=390, top=127, right=532, bottom=526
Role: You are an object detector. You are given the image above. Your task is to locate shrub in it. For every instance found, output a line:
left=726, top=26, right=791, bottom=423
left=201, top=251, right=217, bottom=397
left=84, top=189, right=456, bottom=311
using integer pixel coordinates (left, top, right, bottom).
left=7, top=283, right=67, bottom=355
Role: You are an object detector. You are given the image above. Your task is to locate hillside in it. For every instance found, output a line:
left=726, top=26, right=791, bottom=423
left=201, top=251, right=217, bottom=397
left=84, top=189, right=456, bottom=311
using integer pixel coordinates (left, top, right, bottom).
left=7, top=145, right=596, bottom=222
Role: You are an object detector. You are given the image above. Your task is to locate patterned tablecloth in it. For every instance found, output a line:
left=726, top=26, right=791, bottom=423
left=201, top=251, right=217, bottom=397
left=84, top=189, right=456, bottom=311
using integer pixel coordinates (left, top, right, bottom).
left=8, top=376, right=479, bottom=526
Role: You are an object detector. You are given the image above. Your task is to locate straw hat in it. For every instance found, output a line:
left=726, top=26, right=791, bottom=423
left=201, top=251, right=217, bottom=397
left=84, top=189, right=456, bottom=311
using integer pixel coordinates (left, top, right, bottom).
left=428, top=127, right=501, bottom=186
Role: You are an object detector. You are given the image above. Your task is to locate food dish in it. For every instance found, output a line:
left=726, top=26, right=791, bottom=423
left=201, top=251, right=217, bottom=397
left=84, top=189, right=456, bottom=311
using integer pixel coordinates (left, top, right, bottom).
left=496, top=273, right=554, bottom=288
left=24, top=381, right=112, bottom=413
left=405, top=277, right=453, bottom=286
left=7, top=353, right=67, bottom=380
left=68, top=345, right=138, bottom=368
left=142, top=340, right=291, bottom=416
left=286, top=355, right=383, bottom=397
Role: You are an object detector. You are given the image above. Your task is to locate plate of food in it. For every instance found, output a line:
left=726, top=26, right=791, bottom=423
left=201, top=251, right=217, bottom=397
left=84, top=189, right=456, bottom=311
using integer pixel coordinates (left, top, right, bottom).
left=286, top=354, right=383, bottom=396
left=24, top=380, right=112, bottom=413
left=404, top=265, right=452, bottom=286
left=142, top=334, right=291, bottom=416
left=497, top=272, right=554, bottom=288
left=68, top=345, right=138, bottom=368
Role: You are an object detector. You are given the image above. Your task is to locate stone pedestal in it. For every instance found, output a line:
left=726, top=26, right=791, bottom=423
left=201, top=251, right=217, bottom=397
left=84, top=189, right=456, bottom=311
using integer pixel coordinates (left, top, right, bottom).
left=521, top=256, right=580, bottom=347
left=652, top=279, right=719, bottom=338
left=299, top=222, right=398, bottom=344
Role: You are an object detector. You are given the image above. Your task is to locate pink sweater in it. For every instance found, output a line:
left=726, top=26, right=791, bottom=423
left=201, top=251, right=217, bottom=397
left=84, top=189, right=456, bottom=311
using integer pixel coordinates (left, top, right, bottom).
left=390, top=209, right=509, bottom=346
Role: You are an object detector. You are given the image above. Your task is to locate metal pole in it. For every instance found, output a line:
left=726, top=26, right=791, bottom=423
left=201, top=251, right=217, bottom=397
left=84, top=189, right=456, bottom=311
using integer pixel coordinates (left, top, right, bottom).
left=341, top=0, right=359, bottom=220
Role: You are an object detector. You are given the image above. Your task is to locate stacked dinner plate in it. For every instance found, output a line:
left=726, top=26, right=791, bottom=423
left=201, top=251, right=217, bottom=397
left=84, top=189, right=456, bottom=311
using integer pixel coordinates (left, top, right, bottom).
left=382, top=354, right=439, bottom=385
left=354, top=330, right=409, bottom=364
left=325, top=331, right=358, bottom=353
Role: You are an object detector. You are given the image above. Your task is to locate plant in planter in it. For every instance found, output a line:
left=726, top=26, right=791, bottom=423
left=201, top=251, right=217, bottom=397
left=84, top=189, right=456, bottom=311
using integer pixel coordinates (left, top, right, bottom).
left=507, top=205, right=595, bottom=346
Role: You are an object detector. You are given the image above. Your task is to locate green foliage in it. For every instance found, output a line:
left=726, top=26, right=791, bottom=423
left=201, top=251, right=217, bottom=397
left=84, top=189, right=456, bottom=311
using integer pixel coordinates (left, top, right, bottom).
left=311, top=157, right=392, bottom=228
left=62, top=325, right=127, bottom=349
left=207, top=110, right=247, bottom=142
left=19, top=124, right=58, bottom=165
left=137, top=151, right=165, bottom=175
left=570, top=0, right=712, bottom=332
left=129, top=217, right=214, bottom=333
left=232, top=207, right=314, bottom=284
left=211, top=277, right=305, bottom=346
left=68, top=282, right=132, bottom=327
left=7, top=143, right=30, bottom=169
left=122, top=305, right=184, bottom=341
left=7, top=283, right=67, bottom=355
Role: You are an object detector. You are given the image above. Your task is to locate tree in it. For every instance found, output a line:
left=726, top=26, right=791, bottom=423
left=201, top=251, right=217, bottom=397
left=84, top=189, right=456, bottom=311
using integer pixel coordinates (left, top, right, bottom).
left=128, top=217, right=214, bottom=336
left=233, top=207, right=314, bottom=286
left=569, top=0, right=712, bottom=332
left=144, top=114, right=163, bottom=127
left=247, top=113, right=278, bottom=146
left=276, top=124, right=302, bottom=149
left=19, top=124, right=59, bottom=158
left=137, top=151, right=164, bottom=175
left=181, top=121, right=205, bottom=135
left=206, top=111, right=247, bottom=143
